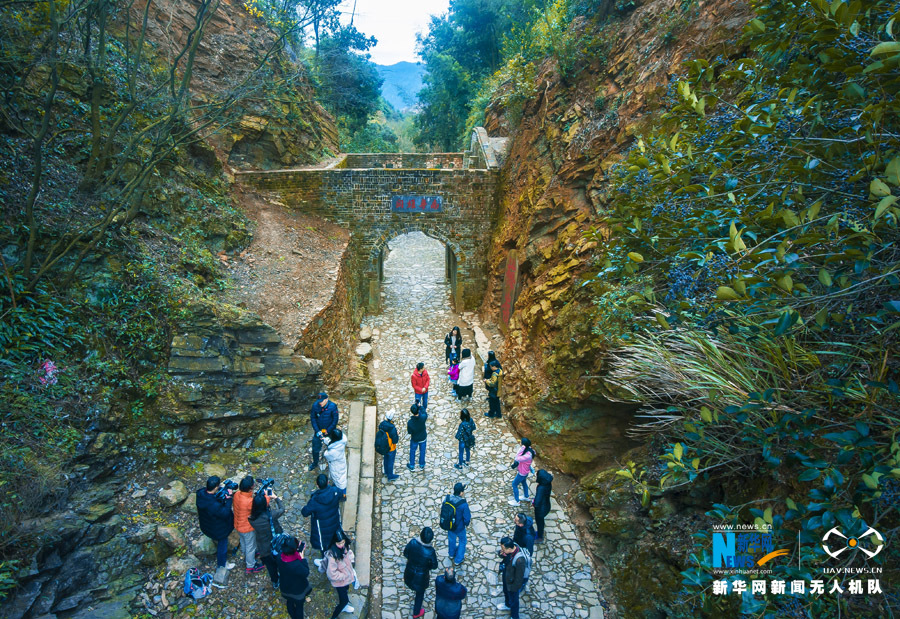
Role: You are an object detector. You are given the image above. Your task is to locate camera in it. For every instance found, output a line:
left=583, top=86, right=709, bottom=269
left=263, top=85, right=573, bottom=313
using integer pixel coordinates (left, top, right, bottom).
left=255, top=478, right=276, bottom=497
left=216, top=479, right=238, bottom=500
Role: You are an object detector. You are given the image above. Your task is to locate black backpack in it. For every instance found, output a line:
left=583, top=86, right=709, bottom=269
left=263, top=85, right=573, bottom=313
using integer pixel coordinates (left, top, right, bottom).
left=439, top=495, right=465, bottom=531
left=374, top=426, right=391, bottom=456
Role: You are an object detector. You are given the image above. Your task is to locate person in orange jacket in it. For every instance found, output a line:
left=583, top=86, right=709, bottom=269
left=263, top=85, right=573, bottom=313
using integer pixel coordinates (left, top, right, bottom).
left=411, top=362, right=430, bottom=413
left=233, top=476, right=265, bottom=574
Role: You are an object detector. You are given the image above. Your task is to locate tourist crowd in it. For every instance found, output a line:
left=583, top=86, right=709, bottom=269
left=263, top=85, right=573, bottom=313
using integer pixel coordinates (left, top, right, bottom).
left=194, top=331, right=554, bottom=619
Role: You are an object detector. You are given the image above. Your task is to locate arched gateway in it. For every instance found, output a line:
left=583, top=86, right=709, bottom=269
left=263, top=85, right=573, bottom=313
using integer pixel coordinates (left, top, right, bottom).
left=237, top=128, right=507, bottom=312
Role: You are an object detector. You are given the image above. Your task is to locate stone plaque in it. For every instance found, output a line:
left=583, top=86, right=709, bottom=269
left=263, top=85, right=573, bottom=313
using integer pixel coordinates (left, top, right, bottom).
left=392, top=195, right=443, bottom=212
left=500, top=250, right=519, bottom=328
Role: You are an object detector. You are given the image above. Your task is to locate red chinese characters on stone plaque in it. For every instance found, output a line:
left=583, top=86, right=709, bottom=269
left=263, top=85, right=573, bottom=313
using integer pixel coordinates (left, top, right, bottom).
left=500, top=250, right=519, bottom=327
left=392, top=195, right=443, bottom=213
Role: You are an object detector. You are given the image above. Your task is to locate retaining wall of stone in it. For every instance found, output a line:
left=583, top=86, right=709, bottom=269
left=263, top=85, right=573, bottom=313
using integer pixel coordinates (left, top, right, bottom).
left=295, top=244, right=359, bottom=387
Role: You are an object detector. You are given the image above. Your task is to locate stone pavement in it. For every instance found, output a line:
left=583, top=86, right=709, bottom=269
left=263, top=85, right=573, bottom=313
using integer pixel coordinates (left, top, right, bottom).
left=362, top=232, right=604, bottom=619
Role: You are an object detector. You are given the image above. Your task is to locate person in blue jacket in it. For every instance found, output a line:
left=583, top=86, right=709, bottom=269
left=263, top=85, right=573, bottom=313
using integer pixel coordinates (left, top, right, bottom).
left=309, top=392, right=339, bottom=471
left=301, top=474, right=344, bottom=563
left=435, top=566, right=467, bottom=619
left=446, top=482, right=471, bottom=565
left=195, top=476, right=235, bottom=570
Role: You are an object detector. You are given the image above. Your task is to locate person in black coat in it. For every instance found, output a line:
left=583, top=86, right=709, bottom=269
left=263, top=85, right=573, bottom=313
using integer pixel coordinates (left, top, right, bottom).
left=195, top=476, right=235, bottom=569
left=532, top=469, right=554, bottom=543
left=435, top=566, right=467, bottom=619
left=309, top=392, right=339, bottom=471
left=403, top=527, right=439, bottom=618
left=278, top=536, right=311, bottom=619
left=407, top=403, right=428, bottom=471
left=249, top=491, right=285, bottom=588
left=301, top=474, right=343, bottom=560
left=444, top=327, right=463, bottom=363
left=513, top=512, right=535, bottom=556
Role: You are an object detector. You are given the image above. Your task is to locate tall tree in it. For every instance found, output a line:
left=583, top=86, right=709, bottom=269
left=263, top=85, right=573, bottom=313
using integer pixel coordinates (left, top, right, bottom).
left=413, top=0, right=539, bottom=150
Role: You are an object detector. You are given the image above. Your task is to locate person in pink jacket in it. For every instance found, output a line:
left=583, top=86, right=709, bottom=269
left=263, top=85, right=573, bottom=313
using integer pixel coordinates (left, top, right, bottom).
left=509, top=438, right=535, bottom=506
left=324, top=530, right=356, bottom=617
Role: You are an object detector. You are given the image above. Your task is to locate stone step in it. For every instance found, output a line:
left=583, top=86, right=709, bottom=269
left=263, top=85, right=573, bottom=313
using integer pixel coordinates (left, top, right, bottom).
left=355, top=405, right=377, bottom=587
left=343, top=402, right=366, bottom=533
left=335, top=402, right=376, bottom=617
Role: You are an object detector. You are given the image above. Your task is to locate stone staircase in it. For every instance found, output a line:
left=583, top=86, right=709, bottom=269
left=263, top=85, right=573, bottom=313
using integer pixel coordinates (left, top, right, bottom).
left=340, top=402, right=377, bottom=617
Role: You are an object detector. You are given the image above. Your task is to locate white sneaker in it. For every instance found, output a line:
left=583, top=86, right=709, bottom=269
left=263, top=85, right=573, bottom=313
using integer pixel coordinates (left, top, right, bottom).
left=507, top=499, right=519, bottom=506
left=341, top=604, right=355, bottom=614
left=497, top=602, right=511, bottom=611
left=314, top=558, right=323, bottom=568
left=225, top=561, right=236, bottom=570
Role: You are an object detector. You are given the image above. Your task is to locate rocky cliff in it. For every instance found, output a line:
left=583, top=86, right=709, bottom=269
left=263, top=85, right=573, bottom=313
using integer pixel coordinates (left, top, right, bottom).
left=481, top=0, right=750, bottom=473
left=132, top=0, right=339, bottom=169
left=478, top=2, right=752, bottom=615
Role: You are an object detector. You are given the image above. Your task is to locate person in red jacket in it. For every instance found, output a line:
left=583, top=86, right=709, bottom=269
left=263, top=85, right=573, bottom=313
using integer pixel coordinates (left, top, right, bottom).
left=411, top=362, right=430, bottom=413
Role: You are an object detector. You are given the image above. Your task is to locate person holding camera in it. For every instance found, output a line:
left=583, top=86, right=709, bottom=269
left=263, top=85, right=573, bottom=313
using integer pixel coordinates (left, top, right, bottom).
left=301, top=474, right=344, bottom=563
left=233, top=475, right=265, bottom=574
left=309, top=392, right=339, bottom=472
left=403, top=527, right=439, bottom=619
left=278, top=536, right=311, bottom=619
left=249, top=488, right=285, bottom=589
left=195, top=476, right=236, bottom=571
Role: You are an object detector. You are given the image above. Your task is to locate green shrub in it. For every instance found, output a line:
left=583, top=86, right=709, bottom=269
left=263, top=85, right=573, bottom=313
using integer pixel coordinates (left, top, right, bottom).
left=583, top=0, right=900, bottom=614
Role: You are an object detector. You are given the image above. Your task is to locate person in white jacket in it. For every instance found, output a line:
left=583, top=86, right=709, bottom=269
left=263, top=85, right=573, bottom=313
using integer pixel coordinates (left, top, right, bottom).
left=324, top=429, right=348, bottom=501
left=455, top=348, right=476, bottom=402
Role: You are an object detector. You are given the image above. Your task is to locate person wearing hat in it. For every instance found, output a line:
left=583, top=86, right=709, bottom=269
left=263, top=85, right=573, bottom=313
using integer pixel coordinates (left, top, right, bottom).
left=309, top=392, right=339, bottom=471
left=443, top=482, right=471, bottom=565
left=378, top=411, right=400, bottom=481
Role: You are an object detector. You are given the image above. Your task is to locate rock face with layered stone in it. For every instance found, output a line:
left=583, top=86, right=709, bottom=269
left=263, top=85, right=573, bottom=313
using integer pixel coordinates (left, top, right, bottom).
left=478, top=0, right=750, bottom=477
left=165, top=300, right=323, bottom=454
left=131, top=0, right=338, bottom=170
left=3, top=483, right=142, bottom=619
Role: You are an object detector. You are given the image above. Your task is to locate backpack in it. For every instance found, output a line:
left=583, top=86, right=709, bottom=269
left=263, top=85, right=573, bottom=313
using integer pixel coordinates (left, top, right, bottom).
left=439, top=495, right=465, bottom=531
left=374, top=427, right=390, bottom=456
left=183, top=567, right=213, bottom=599
left=514, top=545, right=533, bottom=583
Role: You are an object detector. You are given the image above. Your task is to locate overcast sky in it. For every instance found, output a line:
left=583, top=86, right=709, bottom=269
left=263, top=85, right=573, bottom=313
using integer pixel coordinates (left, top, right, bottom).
left=339, top=0, right=450, bottom=65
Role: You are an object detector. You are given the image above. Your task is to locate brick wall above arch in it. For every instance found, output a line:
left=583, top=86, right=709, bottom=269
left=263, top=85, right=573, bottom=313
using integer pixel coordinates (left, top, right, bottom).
left=235, top=130, right=505, bottom=313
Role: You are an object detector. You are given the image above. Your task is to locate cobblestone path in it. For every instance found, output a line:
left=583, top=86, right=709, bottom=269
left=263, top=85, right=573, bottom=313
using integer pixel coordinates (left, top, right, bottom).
left=363, top=233, right=604, bottom=619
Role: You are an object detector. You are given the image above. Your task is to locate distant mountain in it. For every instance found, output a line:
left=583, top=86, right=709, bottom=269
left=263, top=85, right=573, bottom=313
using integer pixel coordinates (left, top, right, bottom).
left=376, top=62, right=425, bottom=112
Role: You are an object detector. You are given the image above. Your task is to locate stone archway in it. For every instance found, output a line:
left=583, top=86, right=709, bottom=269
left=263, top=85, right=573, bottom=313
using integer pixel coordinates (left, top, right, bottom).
left=367, top=225, right=464, bottom=311
left=236, top=128, right=506, bottom=314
